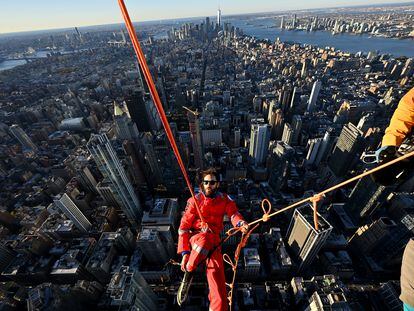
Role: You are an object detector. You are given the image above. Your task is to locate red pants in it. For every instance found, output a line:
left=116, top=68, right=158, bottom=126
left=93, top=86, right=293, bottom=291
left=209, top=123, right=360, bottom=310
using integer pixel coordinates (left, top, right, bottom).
left=186, top=232, right=228, bottom=311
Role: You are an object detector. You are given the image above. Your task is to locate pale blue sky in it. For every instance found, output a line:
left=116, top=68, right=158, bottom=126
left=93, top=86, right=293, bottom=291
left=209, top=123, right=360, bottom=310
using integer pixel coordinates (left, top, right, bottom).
left=0, top=0, right=412, bottom=34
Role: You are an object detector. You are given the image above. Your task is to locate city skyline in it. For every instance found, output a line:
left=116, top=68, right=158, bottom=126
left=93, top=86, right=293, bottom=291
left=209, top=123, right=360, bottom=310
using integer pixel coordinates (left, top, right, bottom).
left=0, top=2, right=413, bottom=309
left=1, top=0, right=413, bottom=34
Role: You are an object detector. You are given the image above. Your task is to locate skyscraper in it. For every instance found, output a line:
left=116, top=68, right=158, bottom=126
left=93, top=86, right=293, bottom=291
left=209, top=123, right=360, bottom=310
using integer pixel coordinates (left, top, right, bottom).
left=280, top=16, right=285, bottom=29
left=291, top=115, right=302, bottom=145
left=372, top=215, right=414, bottom=266
left=301, top=59, right=309, bottom=78
left=187, top=111, right=203, bottom=169
left=144, top=99, right=162, bottom=131
left=106, top=266, right=157, bottom=310
left=305, top=138, right=323, bottom=166
left=305, top=128, right=335, bottom=167
left=122, top=140, right=148, bottom=188
left=125, top=91, right=152, bottom=132
left=113, top=102, right=140, bottom=141
left=344, top=176, right=388, bottom=221
left=268, top=141, right=295, bottom=192
left=137, top=228, right=169, bottom=265
left=306, top=80, right=322, bottom=112
left=63, top=152, right=98, bottom=194
left=279, top=85, right=294, bottom=114
left=78, top=166, right=98, bottom=193
left=140, top=132, right=163, bottom=185
left=54, top=193, right=92, bottom=232
left=142, top=198, right=179, bottom=257
left=349, top=217, right=397, bottom=255
left=314, top=127, right=334, bottom=166
left=96, top=180, right=121, bottom=207
left=0, top=243, right=15, bottom=273
left=9, top=124, right=38, bottom=151
left=328, top=123, right=364, bottom=177
left=234, top=127, right=241, bottom=148
left=217, top=8, right=222, bottom=27
left=87, top=134, right=142, bottom=224
left=205, top=16, right=211, bottom=34
left=243, top=248, right=261, bottom=278
left=282, top=123, right=294, bottom=145
left=286, top=205, right=332, bottom=272
left=268, top=108, right=284, bottom=140
left=249, top=122, right=271, bottom=166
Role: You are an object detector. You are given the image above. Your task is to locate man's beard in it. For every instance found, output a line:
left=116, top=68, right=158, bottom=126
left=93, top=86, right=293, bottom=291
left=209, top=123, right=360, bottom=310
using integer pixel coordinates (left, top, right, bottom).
left=204, top=188, right=217, bottom=198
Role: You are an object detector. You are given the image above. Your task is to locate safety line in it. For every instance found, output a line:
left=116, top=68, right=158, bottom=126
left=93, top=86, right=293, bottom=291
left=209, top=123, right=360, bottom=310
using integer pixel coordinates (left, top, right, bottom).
left=117, top=0, right=208, bottom=230
left=223, top=150, right=414, bottom=308
left=244, top=148, right=414, bottom=229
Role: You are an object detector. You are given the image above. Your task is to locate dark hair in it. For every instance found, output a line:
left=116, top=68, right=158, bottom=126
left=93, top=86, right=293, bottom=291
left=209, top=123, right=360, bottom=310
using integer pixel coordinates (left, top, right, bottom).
left=198, top=167, right=220, bottom=185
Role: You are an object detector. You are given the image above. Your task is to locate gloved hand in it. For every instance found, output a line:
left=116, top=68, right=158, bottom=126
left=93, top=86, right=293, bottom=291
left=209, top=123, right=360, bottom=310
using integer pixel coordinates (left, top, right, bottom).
left=237, top=220, right=249, bottom=234
left=371, top=145, right=404, bottom=186
left=181, top=253, right=190, bottom=272
left=240, top=221, right=249, bottom=234
left=375, top=145, right=398, bottom=163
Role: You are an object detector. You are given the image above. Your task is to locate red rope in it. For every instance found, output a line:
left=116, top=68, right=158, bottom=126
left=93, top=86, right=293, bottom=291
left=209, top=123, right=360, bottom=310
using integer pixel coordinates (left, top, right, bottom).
left=117, top=0, right=208, bottom=230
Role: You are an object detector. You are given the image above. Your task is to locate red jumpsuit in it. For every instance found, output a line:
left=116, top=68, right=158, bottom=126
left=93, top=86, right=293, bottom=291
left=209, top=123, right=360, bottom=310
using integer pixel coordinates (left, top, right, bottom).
left=177, top=192, right=245, bottom=311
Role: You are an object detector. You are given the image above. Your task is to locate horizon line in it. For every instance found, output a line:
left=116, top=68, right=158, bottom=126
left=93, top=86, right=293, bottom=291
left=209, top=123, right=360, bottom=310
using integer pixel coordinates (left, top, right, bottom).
left=0, top=0, right=413, bottom=37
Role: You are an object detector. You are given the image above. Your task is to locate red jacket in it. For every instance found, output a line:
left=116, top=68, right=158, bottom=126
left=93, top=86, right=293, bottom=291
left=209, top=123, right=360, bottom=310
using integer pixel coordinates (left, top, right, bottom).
left=177, top=192, right=245, bottom=254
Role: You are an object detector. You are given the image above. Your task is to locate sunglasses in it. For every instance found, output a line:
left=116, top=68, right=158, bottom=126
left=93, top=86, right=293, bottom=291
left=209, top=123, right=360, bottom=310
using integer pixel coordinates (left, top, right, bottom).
left=202, top=180, right=217, bottom=185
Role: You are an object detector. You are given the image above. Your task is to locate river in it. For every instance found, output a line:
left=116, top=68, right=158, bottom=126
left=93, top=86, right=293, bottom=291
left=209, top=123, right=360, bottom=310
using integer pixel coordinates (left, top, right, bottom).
left=228, top=16, right=414, bottom=57
left=0, top=49, right=84, bottom=72
left=1, top=16, right=413, bottom=72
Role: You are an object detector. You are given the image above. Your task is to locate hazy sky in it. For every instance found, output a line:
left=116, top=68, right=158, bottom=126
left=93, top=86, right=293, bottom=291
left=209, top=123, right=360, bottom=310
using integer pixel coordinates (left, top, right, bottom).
left=0, top=0, right=412, bottom=34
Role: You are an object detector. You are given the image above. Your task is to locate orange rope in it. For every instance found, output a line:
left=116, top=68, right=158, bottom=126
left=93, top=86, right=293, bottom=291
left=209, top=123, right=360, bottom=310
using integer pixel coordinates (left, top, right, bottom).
left=309, top=194, right=324, bottom=231
left=223, top=223, right=260, bottom=310
left=245, top=149, right=414, bottom=228
left=117, top=0, right=208, bottom=231
left=223, top=200, right=270, bottom=309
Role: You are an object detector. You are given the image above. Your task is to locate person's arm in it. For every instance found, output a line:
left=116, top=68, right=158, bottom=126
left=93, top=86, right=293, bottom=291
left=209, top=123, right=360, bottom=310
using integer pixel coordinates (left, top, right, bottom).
left=224, top=194, right=248, bottom=231
left=372, top=87, right=414, bottom=186
left=177, top=198, right=196, bottom=255
left=400, top=239, right=414, bottom=307
left=382, top=87, right=414, bottom=147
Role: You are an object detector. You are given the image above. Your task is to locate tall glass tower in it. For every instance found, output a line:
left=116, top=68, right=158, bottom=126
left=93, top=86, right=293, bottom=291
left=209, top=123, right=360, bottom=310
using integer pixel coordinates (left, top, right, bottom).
left=87, top=133, right=142, bottom=224
left=249, top=122, right=271, bottom=166
left=9, top=124, right=38, bottom=151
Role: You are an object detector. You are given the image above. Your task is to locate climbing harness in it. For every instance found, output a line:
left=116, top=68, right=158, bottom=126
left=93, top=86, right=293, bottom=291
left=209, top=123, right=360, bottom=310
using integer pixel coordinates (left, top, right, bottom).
left=116, top=1, right=414, bottom=308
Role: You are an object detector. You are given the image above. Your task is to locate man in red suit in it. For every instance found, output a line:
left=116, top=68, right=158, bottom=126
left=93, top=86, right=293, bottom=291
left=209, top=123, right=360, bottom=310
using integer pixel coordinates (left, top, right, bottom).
left=177, top=168, right=248, bottom=310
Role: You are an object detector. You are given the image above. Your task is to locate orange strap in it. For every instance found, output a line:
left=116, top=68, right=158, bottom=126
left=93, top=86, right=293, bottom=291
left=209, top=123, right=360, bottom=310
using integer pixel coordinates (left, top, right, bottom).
left=117, top=0, right=208, bottom=231
left=309, top=194, right=324, bottom=231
